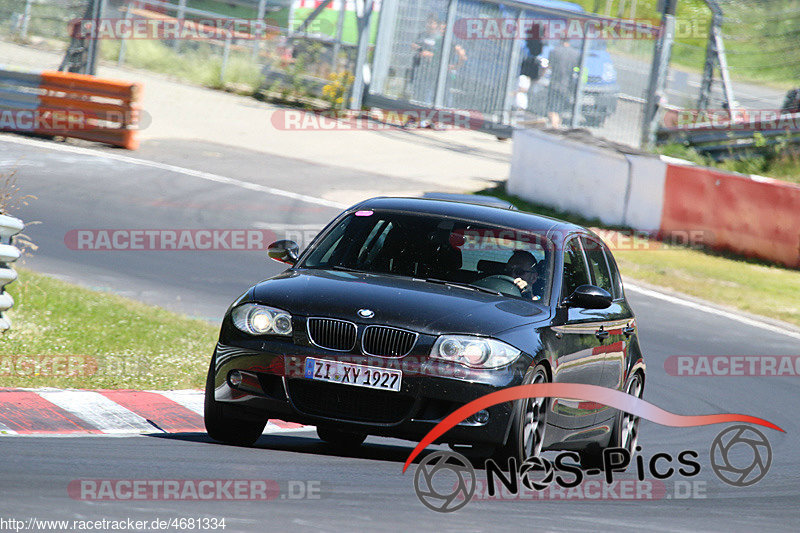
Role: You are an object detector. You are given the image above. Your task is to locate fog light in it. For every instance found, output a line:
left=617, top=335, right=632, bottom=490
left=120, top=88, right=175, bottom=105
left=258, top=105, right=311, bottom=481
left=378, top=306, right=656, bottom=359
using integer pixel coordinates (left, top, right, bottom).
left=473, top=410, right=489, bottom=425
left=228, top=370, right=243, bottom=387
left=463, top=410, right=490, bottom=425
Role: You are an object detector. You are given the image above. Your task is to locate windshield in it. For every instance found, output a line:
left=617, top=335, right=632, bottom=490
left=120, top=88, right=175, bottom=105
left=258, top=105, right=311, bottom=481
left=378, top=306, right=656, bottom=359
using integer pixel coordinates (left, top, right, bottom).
left=301, top=211, right=554, bottom=302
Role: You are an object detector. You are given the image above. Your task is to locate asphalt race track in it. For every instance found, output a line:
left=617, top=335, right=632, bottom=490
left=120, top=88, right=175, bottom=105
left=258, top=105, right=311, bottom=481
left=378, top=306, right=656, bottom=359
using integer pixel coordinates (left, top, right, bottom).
left=3, top=135, right=799, bottom=531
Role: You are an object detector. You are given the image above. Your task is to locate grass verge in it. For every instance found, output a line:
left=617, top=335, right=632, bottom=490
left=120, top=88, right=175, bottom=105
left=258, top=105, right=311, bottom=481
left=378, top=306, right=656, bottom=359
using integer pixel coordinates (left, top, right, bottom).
left=656, top=143, right=800, bottom=185
left=481, top=185, right=800, bottom=328
left=573, top=0, right=799, bottom=87
left=0, top=268, right=217, bottom=390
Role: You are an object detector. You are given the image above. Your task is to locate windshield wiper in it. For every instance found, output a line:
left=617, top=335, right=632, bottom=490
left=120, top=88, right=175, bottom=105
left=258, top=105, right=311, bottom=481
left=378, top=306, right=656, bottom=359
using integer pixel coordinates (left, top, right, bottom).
left=422, top=278, right=503, bottom=296
left=327, top=265, right=364, bottom=273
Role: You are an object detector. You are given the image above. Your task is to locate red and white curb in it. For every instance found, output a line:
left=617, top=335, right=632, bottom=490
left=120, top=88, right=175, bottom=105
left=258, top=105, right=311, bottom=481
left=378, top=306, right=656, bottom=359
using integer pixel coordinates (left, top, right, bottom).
left=0, top=388, right=312, bottom=436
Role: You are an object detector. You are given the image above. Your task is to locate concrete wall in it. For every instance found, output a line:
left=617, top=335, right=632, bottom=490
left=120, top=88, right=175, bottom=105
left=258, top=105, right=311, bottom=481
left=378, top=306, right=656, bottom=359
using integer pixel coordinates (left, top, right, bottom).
left=508, top=128, right=800, bottom=268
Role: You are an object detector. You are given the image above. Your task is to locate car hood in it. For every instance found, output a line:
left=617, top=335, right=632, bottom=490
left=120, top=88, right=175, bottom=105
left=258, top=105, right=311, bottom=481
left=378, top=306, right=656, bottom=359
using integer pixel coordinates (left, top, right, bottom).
left=249, top=268, right=549, bottom=336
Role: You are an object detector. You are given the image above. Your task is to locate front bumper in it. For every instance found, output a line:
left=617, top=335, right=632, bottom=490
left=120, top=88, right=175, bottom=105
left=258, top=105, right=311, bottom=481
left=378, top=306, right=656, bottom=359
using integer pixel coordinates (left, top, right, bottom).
left=211, top=340, right=527, bottom=447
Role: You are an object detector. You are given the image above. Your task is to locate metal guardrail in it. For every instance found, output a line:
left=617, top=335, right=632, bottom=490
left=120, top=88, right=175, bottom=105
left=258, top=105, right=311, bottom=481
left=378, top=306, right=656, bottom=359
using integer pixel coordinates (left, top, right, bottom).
left=0, top=213, right=24, bottom=333
left=657, top=109, right=800, bottom=160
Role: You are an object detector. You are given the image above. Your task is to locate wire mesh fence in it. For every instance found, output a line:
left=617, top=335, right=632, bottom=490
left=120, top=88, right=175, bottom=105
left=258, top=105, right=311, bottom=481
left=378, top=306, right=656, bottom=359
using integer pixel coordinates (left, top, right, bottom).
left=0, top=0, right=365, bottom=94
left=0, top=0, right=87, bottom=47
left=717, top=0, right=799, bottom=108
left=655, top=0, right=799, bottom=114
left=370, top=0, right=660, bottom=146
left=14, top=1, right=796, bottom=150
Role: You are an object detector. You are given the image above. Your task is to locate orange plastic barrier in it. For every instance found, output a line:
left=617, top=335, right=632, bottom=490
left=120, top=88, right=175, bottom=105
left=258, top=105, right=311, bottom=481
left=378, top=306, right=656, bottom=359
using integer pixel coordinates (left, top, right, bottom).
left=40, top=71, right=142, bottom=149
left=40, top=71, right=141, bottom=101
left=661, top=163, right=800, bottom=268
left=0, top=67, right=142, bottom=150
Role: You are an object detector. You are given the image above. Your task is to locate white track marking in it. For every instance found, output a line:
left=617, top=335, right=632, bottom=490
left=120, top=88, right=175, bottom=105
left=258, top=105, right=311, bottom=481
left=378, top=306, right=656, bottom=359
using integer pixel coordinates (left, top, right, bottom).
left=158, top=391, right=314, bottom=434
left=265, top=422, right=316, bottom=433
left=0, top=135, right=347, bottom=209
left=156, top=390, right=204, bottom=416
left=626, top=283, right=800, bottom=341
left=0, top=420, right=18, bottom=435
left=36, top=390, right=157, bottom=433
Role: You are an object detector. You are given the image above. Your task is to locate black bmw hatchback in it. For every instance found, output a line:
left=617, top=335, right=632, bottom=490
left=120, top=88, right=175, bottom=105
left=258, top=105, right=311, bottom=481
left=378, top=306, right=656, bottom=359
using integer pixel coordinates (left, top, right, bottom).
left=205, top=197, right=645, bottom=465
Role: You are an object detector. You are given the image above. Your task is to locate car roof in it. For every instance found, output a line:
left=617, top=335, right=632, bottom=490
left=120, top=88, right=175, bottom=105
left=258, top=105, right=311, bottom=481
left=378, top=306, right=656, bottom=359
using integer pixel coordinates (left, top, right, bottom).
left=421, top=192, right=517, bottom=210
left=351, top=197, right=586, bottom=240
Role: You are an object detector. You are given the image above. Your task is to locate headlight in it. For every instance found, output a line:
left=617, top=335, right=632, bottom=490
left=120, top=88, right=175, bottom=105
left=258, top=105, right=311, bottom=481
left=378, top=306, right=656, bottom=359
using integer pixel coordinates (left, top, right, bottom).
left=431, top=335, right=521, bottom=369
left=231, top=304, right=293, bottom=336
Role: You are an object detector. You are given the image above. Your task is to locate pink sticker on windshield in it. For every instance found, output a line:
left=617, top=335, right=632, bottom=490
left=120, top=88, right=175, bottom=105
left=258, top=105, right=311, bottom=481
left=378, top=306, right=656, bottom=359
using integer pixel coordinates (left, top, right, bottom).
left=355, top=210, right=374, bottom=217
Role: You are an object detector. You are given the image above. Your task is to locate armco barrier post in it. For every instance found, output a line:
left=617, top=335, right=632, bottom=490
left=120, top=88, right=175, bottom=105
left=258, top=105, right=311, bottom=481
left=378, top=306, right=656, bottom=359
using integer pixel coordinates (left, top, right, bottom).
left=570, top=20, right=593, bottom=130
left=118, top=2, right=132, bottom=66
left=221, top=32, right=232, bottom=85
left=20, top=0, right=32, bottom=39
left=0, top=214, right=24, bottom=333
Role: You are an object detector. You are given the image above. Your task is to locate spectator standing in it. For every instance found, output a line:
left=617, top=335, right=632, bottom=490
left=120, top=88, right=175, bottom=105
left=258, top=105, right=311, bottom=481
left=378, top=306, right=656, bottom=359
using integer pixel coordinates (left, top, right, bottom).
left=546, top=39, right=581, bottom=127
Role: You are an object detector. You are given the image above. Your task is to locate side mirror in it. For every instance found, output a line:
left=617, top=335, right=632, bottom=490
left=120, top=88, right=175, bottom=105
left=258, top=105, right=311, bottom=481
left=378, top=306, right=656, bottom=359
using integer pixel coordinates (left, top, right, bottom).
left=268, top=240, right=299, bottom=265
left=564, top=285, right=613, bottom=310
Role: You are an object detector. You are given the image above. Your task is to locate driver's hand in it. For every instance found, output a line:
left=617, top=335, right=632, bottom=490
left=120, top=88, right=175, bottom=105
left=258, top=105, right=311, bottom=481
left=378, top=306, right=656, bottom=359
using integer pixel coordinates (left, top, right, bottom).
left=514, top=277, right=528, bottom=291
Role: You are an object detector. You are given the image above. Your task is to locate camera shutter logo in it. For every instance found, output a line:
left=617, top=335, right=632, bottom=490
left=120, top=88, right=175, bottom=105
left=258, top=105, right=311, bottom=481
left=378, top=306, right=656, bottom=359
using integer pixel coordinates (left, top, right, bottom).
left=710, top=425, right=772, bottom=487
left=519, top=456, right=554, bottom=491
left=413, top=451, right=476, bottom=513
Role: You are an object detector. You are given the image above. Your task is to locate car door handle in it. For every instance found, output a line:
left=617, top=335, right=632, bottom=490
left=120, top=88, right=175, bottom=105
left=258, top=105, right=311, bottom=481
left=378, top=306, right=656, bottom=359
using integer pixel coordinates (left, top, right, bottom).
left=595, top=328, right=609, bottom=341
left=623, top=326, right=636, bottom=337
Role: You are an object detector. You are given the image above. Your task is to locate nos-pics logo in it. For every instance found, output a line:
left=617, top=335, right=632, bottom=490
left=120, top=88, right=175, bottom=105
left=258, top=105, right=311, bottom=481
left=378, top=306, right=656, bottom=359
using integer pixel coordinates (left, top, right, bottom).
left=413, top=424, right=773, bottom=512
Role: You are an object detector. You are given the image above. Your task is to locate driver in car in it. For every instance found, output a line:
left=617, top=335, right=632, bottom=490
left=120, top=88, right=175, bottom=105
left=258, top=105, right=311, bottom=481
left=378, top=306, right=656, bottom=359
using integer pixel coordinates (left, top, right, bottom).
left=506, top=250, right=544, bottom=301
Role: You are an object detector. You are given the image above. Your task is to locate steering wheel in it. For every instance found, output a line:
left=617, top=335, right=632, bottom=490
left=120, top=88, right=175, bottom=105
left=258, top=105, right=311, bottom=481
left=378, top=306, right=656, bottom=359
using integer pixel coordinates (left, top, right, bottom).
left=473, top=275, right=522, bottom=296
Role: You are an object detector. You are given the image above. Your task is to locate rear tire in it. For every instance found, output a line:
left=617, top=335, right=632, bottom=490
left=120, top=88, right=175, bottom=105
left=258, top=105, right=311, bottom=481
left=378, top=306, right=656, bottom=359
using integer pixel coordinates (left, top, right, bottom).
left=580, top=372, right=644, bottom=470
left=493, top=364, right=550, bottom=464
left=204, top=359, right=268, bottom=447
left=316, top=426, right=367, bottom=449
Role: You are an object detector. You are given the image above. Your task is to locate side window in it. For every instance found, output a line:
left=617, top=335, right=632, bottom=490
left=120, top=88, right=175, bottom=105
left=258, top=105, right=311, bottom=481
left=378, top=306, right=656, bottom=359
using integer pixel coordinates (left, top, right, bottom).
left=582, top=237, right=613, bottom=295
left=605, top=249, right=625, bottom=300
left=562, top=238, right=590, bottom=299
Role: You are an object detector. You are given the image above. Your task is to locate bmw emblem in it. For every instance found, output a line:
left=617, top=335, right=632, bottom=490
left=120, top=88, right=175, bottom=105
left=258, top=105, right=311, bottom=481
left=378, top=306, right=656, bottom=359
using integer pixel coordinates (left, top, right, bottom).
left=358, top=309, right=375, bottom=319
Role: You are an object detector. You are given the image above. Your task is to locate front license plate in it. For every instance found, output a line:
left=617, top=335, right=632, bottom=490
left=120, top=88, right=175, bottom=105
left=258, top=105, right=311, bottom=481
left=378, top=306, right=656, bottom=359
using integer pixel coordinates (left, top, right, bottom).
left=304, top=357, right=402, bottom=392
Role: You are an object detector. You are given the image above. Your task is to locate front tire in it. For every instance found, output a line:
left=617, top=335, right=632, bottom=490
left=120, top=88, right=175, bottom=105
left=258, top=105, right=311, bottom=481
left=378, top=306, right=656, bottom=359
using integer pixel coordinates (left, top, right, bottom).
left=494, top=365, right=550, bottom=464
left=204, top=360, right=268, bottom=446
